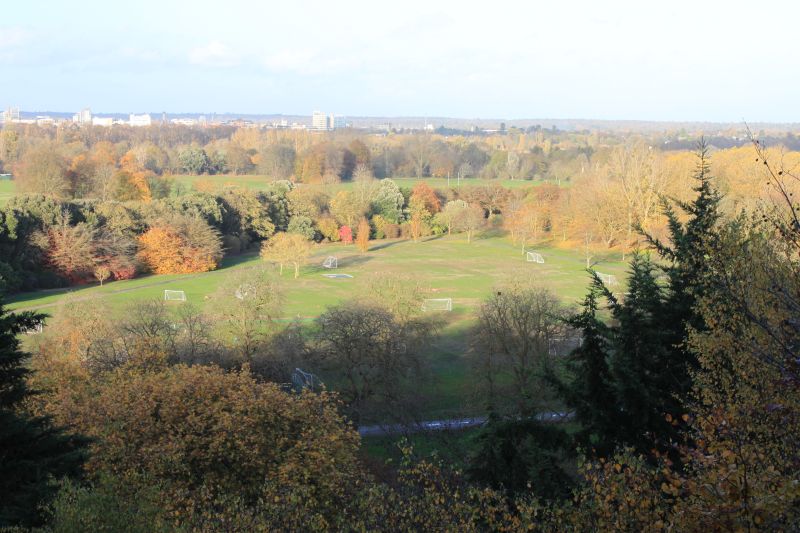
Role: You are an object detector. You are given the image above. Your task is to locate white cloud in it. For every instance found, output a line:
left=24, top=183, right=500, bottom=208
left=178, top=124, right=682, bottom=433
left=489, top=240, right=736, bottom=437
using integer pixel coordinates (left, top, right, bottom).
left=188, top=40, right=240, bottom=67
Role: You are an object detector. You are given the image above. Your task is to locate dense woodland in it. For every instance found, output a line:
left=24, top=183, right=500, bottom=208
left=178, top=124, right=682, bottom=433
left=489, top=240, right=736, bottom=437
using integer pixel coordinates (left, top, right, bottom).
left=1, top=124, right=799, bottom=530
left=1, top=124, right=797, bottom=293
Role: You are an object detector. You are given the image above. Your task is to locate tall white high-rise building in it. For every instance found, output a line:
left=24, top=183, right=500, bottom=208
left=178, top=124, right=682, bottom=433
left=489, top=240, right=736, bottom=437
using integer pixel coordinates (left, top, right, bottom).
left=72, top=108, right=92, bottom=124
left=312, top=111, right=329, bottom=130
left=311, top=111, right=346, bottom=131
left=2, top=107, right=20, bottom=123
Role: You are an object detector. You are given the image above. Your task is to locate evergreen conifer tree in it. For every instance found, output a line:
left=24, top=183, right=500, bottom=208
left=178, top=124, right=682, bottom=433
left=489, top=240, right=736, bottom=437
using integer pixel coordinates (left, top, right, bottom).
left=553, top=285, right=617, bottom=457
left=561, top=141, right=722, bottom=457
left=0, top=297, right=87, bottom=527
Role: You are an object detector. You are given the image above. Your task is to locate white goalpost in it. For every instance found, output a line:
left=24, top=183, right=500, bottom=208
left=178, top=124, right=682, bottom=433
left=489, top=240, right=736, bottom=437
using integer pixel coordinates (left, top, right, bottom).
left=422, top=298, right=453, bottom=311
left=234, top=283, right=256, bottom=300
left=291, top=367, right=320, bottom=392
left=526, top=251, right=545, bottom=264
left=322, top=256, right=338, bottom=269
left=596, top=272, right=618, bottom=285
left=164, top=290, right=186, bottom=301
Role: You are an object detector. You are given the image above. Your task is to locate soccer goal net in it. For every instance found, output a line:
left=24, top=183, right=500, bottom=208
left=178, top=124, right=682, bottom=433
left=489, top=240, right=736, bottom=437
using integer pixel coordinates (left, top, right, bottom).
left=322, top=256, right=338, bottom=269
left=291, top=367, right=320, bottom=392
left=422, top=298, right=453, bottom=311
left=164, top=290, right=186, bottom=301
left=595, top=272, right=618, bottom=285
left=526, top=251, right=545, bottom=264
left=234, top=283, right=256, bottom=300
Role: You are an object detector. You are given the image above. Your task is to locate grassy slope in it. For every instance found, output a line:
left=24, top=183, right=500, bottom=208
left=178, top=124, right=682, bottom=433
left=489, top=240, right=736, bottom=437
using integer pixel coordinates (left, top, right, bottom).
left=9, top=233, right=628, bottom=421
left=0, top=180, right=14, bottom=205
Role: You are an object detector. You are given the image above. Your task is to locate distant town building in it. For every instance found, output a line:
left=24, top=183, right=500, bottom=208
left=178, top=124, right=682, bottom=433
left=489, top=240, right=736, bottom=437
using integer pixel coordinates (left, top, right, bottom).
left=92, top=116, right=114, bottom=127
left=311, top=111, right=346, bottom=131
left=312, top=111, right=329, bottom=130
left=171, top=118, right=199, bottom=126
left=331, top=115, right=346, bottom=129
left=129, top=113, right=152, bottom=127
left=1, top=107, right=20, bottom=123
left=36, top=116, right=55, bottom=126
left=72, top=108, right=92, bottom=124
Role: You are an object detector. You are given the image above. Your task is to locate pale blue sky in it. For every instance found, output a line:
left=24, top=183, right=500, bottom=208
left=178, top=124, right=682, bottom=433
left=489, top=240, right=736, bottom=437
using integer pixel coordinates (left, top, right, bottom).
left=1, top=0, right=796, bottom=121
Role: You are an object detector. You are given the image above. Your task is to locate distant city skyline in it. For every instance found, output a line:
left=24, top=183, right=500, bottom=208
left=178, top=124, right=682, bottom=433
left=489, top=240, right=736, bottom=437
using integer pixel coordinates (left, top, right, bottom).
left=2, top=0, right=798, bottom=122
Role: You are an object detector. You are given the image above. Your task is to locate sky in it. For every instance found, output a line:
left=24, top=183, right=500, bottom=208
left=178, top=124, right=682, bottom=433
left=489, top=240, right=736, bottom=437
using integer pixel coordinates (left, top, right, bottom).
left=1, top=0, right=797, bottom=122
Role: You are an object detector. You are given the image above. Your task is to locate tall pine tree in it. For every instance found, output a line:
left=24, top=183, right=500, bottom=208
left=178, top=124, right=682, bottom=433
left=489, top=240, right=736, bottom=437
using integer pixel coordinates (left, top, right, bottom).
left=0, top=297, right=87, bottom=527
left=560, top=141, right=722, bottom=457
left=553, top=285, right=617, bottom=457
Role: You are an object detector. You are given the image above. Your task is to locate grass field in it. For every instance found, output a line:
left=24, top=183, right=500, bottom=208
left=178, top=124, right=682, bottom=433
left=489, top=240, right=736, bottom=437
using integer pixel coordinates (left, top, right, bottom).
left=0, top=175, right=558, bottom=206
left=0, top=179, right=14, bottom=205
left=172, top=174, right=558, bottom=193
left=9, top=232, right=628, bottom=422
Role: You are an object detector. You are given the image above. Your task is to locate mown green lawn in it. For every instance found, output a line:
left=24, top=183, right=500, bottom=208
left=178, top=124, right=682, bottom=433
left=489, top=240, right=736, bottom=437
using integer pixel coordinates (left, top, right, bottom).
left=0, top=179, right=15, bottom=205
left=172, top=174, right=560, bottom=193
left=10, top=233, right=628, bottom=421
left=0, top=175, right=561, bottom=206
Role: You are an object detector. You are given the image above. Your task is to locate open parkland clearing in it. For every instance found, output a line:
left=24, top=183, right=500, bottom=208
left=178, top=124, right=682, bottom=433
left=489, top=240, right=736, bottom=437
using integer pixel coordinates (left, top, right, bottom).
left=9, top=228, right=628, bottom=425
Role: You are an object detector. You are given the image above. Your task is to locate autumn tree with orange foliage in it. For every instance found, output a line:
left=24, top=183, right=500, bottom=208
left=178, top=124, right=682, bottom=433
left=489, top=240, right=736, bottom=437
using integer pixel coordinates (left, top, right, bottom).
left=138, top=216, right=222, bottom=274
left=118, top=151, right=153, bottom=202
left=410, top=182, right=441, bottom=214
left=355, top=217, right=371, bottom=253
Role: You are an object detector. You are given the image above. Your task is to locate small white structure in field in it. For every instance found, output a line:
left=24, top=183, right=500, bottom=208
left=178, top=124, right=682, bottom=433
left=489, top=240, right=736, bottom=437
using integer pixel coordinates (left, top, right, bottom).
left=235, top=283, right=256, bottom=300
left=526, top=251, right=545, bottom=264
left=322, top=256, right=338, bottom=269
left=596, top=272, right=618, bottom=286
left=422, top=298, right=453, bottom=311
left=164, top=289, right=186, bottom=301
left=292, top=367, right=320, bottom=392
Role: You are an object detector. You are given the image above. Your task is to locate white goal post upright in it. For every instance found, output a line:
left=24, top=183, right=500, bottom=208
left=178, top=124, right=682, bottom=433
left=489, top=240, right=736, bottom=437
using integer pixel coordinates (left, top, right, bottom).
left=422, top=298, right=453, bottom=311
left=526, top=251, right=545, bottom=264
left=322, top=256, right=338, bottom=269
left=164, top=290, right=186, bottom=301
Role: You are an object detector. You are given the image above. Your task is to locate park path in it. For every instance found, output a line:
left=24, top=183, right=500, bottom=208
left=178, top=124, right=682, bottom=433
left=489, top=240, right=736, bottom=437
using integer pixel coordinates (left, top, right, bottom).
left=357, top=411, right=571, bottom=436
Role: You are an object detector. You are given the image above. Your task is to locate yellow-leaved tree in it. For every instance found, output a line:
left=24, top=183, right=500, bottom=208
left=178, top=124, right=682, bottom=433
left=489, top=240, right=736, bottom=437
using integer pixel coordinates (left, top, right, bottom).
left=260, top=232, right=313, bottom=278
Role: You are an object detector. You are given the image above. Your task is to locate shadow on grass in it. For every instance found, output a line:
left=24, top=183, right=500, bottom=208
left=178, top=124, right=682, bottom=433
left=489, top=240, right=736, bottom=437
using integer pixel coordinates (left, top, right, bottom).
left=369, top=239, right=407, bottom=252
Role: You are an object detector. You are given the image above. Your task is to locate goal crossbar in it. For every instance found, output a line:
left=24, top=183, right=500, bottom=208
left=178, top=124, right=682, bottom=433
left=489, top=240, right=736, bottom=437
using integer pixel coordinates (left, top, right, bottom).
left=164, top=289, right=186, bottom=301
left=422, top=298, right=452, bottom=311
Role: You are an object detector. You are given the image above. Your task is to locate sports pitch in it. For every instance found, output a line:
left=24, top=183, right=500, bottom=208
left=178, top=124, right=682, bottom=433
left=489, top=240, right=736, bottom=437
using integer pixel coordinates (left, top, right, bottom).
left=9, top=233, right=628, bottom=420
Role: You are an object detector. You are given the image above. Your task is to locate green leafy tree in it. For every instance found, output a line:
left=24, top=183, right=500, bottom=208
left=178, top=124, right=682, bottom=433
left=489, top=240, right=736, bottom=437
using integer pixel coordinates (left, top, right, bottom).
left=178, top=145, right=210, bottom=174
left=371, top=179, right=405, bottom=223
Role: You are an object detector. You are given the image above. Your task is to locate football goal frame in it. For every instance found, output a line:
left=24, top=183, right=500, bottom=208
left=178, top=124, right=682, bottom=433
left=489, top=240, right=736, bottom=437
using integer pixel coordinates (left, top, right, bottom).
left=422, top=298, right=453, bottom=311
left=291, top=367, right=320, bottom=392
left=322, top=256, right=338, bottom=269
left=595, top=272, right=618, bottom=286
left=526, top=251, right=545, bottom=264
left=164, top=290, right=186, bottom=301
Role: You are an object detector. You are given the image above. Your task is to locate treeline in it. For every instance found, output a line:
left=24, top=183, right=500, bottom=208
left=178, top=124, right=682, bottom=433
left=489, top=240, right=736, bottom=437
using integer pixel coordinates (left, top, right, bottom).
left=2, top=144, right=799, bottom=530
left=5, top=139, right=796, bottom=293
left=0, top=123, right=592, bottom=189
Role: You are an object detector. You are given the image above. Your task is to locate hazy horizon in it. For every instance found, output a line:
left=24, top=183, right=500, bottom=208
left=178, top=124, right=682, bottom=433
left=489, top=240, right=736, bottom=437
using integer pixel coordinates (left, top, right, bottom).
left=2, top=0, right=797, bottom=122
